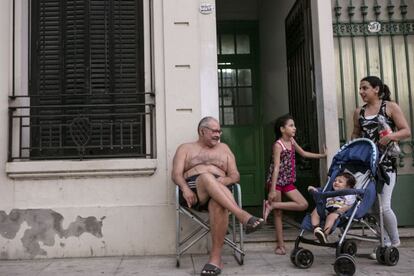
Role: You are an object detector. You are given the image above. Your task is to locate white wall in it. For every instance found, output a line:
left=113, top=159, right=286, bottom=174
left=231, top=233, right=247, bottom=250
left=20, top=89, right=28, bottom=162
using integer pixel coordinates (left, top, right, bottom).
left=312, top=0, right=340, bottom=171
left=199, top=1, right=220, bottom=118
left=0, top=0, right=218, bottom=259
left=0, top=0, right=13, bottom=210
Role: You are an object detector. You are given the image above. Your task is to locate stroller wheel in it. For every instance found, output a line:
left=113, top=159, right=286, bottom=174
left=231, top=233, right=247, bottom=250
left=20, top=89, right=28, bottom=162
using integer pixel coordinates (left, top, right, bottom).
left=290, top=247, right=301, bottom=266
left=384, top=246, right=399, bottom=266
left=365, top=214, right=377, bottom=225
left=338, top=240, right=357, bottom=257
left=334, top=254, right=356, bottom=276
left=293, top=248, right=314, bottom=269
left=375, top=246, right=386, bottom=264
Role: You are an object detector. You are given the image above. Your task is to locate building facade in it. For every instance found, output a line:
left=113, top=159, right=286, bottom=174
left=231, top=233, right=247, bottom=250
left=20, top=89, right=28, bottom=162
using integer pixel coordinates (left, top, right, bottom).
left=0, top=0, right=412, bottom=259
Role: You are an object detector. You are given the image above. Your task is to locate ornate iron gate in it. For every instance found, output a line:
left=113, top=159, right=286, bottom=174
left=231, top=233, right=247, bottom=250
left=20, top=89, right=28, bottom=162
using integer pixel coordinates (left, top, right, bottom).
left=286, top=0, right=320, bottom=179
left=333, top=0, right=414, bottom=225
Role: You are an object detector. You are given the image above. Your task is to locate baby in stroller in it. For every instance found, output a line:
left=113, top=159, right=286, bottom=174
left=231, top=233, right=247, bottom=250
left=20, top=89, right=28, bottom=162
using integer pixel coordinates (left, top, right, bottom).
left=309, top=172, right=356, bottom=243
left=290, top=138, right=399, bottom=276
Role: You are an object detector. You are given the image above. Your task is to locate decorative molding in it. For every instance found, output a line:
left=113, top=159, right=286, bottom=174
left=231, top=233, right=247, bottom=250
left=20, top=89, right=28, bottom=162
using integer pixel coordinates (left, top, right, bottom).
left=333, top=21, right=414, bottom=37
left=397, top=141, right=414, bottom=168
left=6, top=159, right=157, bottom=179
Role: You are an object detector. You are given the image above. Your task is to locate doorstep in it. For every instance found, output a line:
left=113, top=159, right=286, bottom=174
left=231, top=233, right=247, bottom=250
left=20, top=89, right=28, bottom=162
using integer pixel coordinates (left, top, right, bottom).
left=244, top=217, right=414, bottom=243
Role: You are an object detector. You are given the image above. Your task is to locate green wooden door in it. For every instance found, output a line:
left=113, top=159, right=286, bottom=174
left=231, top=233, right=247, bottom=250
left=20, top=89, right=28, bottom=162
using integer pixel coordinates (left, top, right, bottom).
left=217, top=21, right=264, bottom=206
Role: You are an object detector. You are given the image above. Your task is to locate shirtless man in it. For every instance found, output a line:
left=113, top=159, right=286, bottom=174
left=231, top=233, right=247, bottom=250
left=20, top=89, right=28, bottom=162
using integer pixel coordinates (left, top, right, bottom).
left=172, top=116, right=264, bottom=276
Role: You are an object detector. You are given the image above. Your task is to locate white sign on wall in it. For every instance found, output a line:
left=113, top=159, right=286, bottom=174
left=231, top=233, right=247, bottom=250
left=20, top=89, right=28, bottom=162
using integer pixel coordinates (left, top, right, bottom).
left=200, top=3, right=214, bottom=15
left=368, top=21, right=381, bottom=33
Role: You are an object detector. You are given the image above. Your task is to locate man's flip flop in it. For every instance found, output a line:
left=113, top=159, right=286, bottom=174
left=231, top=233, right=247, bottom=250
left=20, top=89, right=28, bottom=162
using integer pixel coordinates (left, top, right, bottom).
left=244, top=216, right=264, bottom=234
left=200, top=263, right=221, bottom=276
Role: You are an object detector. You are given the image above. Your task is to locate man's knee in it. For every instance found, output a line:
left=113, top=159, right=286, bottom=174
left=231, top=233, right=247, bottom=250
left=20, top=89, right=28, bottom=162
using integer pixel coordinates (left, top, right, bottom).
left=195, top=173, right=216, bottom=200
left=197, top=173, right=216, bottom=184
left=196, top=173, right=219, bottom=191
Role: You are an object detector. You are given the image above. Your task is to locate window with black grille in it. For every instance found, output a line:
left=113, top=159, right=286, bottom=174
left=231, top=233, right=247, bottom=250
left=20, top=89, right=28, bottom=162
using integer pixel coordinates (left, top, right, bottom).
left=23, top=0, right=153, bottom=160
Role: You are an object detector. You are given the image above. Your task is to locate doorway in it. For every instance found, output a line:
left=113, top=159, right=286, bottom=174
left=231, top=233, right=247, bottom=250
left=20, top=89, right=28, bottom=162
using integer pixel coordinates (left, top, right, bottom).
left=216, top=0, right=320, bottom=213
left=217, top=21, right=264, bottom=206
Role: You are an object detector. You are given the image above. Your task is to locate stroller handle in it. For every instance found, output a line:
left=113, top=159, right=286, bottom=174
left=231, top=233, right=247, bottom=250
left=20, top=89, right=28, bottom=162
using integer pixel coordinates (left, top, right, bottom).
left=310, top=188, right=365, bottom=199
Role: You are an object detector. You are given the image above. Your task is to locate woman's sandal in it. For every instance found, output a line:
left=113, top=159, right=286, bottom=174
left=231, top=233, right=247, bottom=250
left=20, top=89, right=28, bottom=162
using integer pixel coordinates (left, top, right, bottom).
left=244, top=216, right=264, bottom=234
left=200, top=263, right=222, bottom=276
left=274, top=245, right=286, bottom=255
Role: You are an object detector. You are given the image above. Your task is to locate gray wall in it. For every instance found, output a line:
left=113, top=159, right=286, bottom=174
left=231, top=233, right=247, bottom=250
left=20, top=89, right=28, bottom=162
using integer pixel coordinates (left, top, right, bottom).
left=259, top=0, right=295, bottom=125
left=216, top=0, right=260, bottom=20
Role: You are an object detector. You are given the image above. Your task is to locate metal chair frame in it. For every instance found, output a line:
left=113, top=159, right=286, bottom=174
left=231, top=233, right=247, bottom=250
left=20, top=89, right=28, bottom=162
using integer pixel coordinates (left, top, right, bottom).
left=175, top=183, right=245, bottom=267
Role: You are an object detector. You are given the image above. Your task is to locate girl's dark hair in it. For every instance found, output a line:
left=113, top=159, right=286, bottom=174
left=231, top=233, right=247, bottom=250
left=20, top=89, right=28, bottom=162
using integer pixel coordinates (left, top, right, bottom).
left=274, top=114, right=294, bottom=139
left=339, top=172, right=356, bottom=188
left=361, top=76, right=391, bottom=101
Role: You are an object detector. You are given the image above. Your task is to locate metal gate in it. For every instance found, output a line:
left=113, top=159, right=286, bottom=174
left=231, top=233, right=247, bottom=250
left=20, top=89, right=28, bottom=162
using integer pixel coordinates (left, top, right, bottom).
left=285, top=0, right=320, bottom=216
left=333, top=0, right=414, bottom=225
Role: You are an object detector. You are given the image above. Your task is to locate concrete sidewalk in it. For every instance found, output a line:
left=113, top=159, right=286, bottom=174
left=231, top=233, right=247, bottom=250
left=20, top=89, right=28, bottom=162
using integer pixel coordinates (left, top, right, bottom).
left=1, top=240, right=413, bottom=276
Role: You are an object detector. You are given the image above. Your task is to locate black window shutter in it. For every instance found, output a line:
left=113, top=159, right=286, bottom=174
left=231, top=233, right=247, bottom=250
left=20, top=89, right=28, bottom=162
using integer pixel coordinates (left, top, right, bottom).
left=30, top=0, right=145, bottom=159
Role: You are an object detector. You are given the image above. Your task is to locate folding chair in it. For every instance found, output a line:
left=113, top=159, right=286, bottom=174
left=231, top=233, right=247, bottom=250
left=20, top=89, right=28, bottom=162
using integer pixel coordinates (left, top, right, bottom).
left=175, top=183, right=245, bottom=267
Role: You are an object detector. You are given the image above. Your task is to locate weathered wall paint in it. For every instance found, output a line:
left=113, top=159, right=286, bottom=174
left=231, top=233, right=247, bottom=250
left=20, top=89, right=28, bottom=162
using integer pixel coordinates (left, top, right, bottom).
left=0, top=209, right=104, bottom=257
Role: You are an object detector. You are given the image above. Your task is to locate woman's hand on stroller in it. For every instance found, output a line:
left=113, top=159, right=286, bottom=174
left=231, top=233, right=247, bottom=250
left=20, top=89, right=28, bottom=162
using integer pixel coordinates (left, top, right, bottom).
left=308, top=186, right=318, bottom=194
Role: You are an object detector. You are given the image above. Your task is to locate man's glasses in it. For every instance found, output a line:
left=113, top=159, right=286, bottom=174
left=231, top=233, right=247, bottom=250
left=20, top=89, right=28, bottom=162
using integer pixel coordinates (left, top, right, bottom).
left=204, top=126, right=223, bottom=135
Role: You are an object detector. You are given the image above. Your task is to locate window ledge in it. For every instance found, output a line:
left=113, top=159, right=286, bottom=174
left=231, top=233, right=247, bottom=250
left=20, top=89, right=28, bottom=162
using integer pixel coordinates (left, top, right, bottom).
left=6, top=159, right=157, bottom=179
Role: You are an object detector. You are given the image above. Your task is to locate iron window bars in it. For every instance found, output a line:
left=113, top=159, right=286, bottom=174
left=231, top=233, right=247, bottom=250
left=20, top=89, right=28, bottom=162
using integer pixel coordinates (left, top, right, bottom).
left=9, top=0, right=155, bottom=161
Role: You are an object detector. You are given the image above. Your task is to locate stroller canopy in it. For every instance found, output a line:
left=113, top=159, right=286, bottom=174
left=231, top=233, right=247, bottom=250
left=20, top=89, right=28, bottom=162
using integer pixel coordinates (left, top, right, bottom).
left=328, top=138, right=379, bottom=177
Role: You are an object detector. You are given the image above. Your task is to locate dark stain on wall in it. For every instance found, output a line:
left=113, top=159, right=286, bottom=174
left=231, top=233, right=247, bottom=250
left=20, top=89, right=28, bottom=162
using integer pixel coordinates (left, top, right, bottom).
left=0, top=209, right=105, bottom=257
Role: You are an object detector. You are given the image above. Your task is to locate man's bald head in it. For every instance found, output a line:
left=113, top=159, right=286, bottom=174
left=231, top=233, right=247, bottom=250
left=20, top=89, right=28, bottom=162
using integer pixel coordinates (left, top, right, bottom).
left=197, top=116, right=218, bottom=135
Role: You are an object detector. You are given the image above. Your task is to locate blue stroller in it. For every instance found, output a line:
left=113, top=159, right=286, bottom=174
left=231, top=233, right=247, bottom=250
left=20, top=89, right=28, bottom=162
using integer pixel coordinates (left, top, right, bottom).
left=290, top=138, right=400, bottom=276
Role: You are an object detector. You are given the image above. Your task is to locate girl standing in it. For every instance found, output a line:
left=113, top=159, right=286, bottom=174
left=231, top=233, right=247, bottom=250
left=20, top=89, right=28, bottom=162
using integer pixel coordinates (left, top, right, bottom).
left=351, top=76, right=411, bottom=252
left=263, top=114, right=326, bottom=255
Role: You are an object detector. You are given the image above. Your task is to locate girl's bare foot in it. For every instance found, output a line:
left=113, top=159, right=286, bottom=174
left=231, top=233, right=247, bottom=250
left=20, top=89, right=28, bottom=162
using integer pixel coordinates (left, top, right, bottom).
left=274, top=245, right=286, bottom=255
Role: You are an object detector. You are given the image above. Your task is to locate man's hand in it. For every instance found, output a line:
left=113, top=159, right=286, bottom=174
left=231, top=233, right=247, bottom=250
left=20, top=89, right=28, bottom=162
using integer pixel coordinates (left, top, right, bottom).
left=216, top=176, right=226, bottom=185
left=182, top=187, right=197, bottom=208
